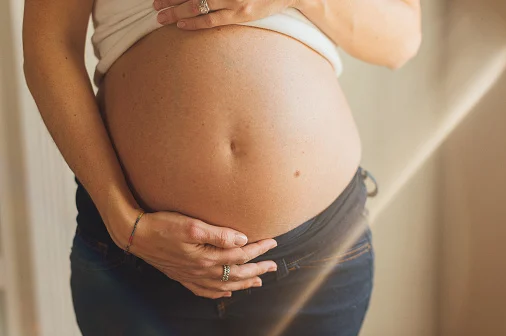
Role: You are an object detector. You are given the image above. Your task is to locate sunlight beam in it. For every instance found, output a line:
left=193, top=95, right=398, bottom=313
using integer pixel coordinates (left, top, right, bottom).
left=267, top=47, right=506, bottom=336
left=368, top=48, right=506, bottom=223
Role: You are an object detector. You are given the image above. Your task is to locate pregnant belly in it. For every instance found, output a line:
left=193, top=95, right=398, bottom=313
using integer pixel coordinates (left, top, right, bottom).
left=98, top=23, right=362, bottom=242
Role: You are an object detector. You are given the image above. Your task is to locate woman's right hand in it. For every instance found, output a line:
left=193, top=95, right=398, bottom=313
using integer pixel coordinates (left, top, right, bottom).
left=109, top=209, right=279, bottom=299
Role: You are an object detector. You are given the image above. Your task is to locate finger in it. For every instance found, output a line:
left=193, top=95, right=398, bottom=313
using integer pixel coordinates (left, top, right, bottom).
left=185, top=219, right=249, bottom=248
left=153, top=0, right=185, bottom=10
left=206, top=238, right=278, bottom=265
left=177, top=9, right=234, bottom=30
left=198, top=276, right=263, bottom=292
left=157, top=0, right=225, bottom=25
left=207, top=261, right=277, bottom=281
left=181, top=281, right=232, bottom=299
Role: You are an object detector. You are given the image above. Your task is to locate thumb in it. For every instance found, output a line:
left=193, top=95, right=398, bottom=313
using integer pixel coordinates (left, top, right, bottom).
left=191, top=220, right=248, bottom=248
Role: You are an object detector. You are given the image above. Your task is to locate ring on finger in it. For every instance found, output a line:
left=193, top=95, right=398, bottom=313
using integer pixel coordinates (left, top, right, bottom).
left=198, top=0, right=210, bottom=15
left=221, top=264, right=231, bottom=282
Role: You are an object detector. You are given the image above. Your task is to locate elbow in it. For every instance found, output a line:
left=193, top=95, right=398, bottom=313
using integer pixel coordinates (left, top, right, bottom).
left=23, top=59, right=33, bottom=79
left=23, top=58, right=33, bottom=89
left=22, top=41, right=41, bottom=88
left=385, top=31, right=423, bottom=70
left=23, top=56, right=38, bottom=92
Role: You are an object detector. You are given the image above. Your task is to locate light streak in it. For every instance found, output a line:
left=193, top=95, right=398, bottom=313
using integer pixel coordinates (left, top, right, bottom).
left=268, top=47, right=506, bottom=336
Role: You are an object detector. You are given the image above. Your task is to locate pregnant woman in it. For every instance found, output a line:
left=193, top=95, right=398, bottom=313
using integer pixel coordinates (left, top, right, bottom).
left=23, top=0, right=421, bottom=334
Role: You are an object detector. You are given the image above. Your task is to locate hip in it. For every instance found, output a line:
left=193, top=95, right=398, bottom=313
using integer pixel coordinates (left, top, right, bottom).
left=70, top=167, right=375, bottom=335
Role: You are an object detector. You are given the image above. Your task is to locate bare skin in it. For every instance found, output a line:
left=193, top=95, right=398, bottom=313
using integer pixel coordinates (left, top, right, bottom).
left=98, top=21, right=363, bottom=297
left=23, top=0, right=278, bottom=300
left=23, top=0, right=421, bottom=299
left=99, top=23, right=362, bottom=243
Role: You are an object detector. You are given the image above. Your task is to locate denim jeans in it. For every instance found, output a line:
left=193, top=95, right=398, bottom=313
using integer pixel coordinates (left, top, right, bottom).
left=70, top=167, right=375, bottom=336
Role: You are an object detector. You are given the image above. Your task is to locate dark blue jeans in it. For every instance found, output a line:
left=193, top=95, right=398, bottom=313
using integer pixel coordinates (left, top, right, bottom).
left=70, top=167, right=375, bottom=336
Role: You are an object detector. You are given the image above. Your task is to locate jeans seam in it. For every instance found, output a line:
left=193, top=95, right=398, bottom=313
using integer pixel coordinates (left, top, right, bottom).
left=70, top=250, right=127, bottom=272
left=297, top=244, right=371, bottom=269
left=285, top=251, right=318, bottom=268
left=299, top=241, right=370, bottom=265
left=75, top=227, right=112, bottom=257
left=71, top=231, right=128, bottom=272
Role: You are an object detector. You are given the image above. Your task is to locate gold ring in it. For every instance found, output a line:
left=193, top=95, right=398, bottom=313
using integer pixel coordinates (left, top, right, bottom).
left=221, top=264, right=231, bottom=282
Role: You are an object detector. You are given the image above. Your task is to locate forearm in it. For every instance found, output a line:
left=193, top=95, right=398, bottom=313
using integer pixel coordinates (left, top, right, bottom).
left=294, top=0, right=422, bottom=69
left=24, top=46, right=139, bottom=242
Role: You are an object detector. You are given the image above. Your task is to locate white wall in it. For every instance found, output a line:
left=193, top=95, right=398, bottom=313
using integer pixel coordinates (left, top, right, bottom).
left=0, top=1, right=37, bottom=335
left=0, top=1, right=96, bottom=335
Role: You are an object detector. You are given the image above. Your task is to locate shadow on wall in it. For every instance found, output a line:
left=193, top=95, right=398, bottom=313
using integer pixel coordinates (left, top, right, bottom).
left=440, top=0, right=506, bottom=335
left=344, top=1, right=445, bottom=335
left=440, top=59, right=506, bottom=336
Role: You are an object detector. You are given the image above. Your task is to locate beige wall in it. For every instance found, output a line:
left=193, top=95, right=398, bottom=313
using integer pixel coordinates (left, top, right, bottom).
left=441, top=73, right=506, bottom=336
left=440, top=1, right=506, bottom=335
left=339, top=1, right=445, bottom=335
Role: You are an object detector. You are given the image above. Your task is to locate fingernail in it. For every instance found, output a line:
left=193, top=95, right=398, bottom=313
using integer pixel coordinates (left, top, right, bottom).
left=235, top=233, right=248, bottom=246
left=224, top=292, right=232, bottom=297
left=253, top=279, right=262, bottom=287
left=157, top=12, right=169, bottom=24
left=177, top=21, right=186, bottom=28
left=269, top=265, right=277, bottom=272
left=153, top=0, right=161, bottom=10
left=269, top=240, right=278, bottom=249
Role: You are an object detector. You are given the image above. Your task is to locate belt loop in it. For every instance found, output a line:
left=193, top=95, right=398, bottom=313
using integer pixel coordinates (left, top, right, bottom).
left=360, top=168, right=379, bottom=198
left=276, top=258, right=290, bottom=281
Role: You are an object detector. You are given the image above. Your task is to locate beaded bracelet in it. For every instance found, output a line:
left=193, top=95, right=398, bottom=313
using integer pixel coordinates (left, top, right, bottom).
left=124, top=209, right=145, bottom=254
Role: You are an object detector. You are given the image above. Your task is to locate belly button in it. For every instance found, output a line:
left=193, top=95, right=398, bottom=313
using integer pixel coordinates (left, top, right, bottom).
left=294, top=170, right=301, bottom=177
left=229, top=140, right=246, bottom=157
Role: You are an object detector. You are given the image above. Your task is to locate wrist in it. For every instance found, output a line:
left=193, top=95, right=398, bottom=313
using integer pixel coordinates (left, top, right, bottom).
left=101, top=186, right=143, bottom=249
left=292, top=0, right=322, bottom=14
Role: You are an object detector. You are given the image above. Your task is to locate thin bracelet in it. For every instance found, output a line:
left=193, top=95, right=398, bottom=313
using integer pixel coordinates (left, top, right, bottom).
left=125, top=209, right=145, bottom=254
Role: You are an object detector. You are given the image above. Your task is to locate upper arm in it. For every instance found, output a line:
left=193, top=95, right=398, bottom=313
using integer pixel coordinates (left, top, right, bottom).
left=23, top=0, right=94, bottom=61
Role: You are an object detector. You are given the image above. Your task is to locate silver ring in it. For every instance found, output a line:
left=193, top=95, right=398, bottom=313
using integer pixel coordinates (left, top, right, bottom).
left=198, top=0, right=210, bottom=15
left=221, top=264, right=231, bottom=282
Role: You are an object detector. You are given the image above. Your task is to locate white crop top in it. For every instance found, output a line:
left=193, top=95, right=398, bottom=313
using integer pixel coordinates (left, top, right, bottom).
left=91, top=0, right=343, bottom=86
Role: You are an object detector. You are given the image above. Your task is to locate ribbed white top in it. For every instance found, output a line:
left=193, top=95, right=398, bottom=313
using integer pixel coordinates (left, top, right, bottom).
left=91, top=0, right=343, bottom=86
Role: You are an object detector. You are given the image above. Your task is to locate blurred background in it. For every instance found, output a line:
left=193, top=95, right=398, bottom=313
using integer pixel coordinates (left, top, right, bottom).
left=1, top=0, right=506, bottom=335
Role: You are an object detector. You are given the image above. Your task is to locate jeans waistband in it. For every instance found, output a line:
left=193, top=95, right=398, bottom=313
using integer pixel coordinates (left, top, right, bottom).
left=252, top=166, right=367, bottom=263
left=75, top=166, right=369, bottom=278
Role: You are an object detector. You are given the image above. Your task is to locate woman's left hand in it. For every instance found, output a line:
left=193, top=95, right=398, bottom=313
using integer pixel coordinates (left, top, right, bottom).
left=153, top=0, right=297, bottom=30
